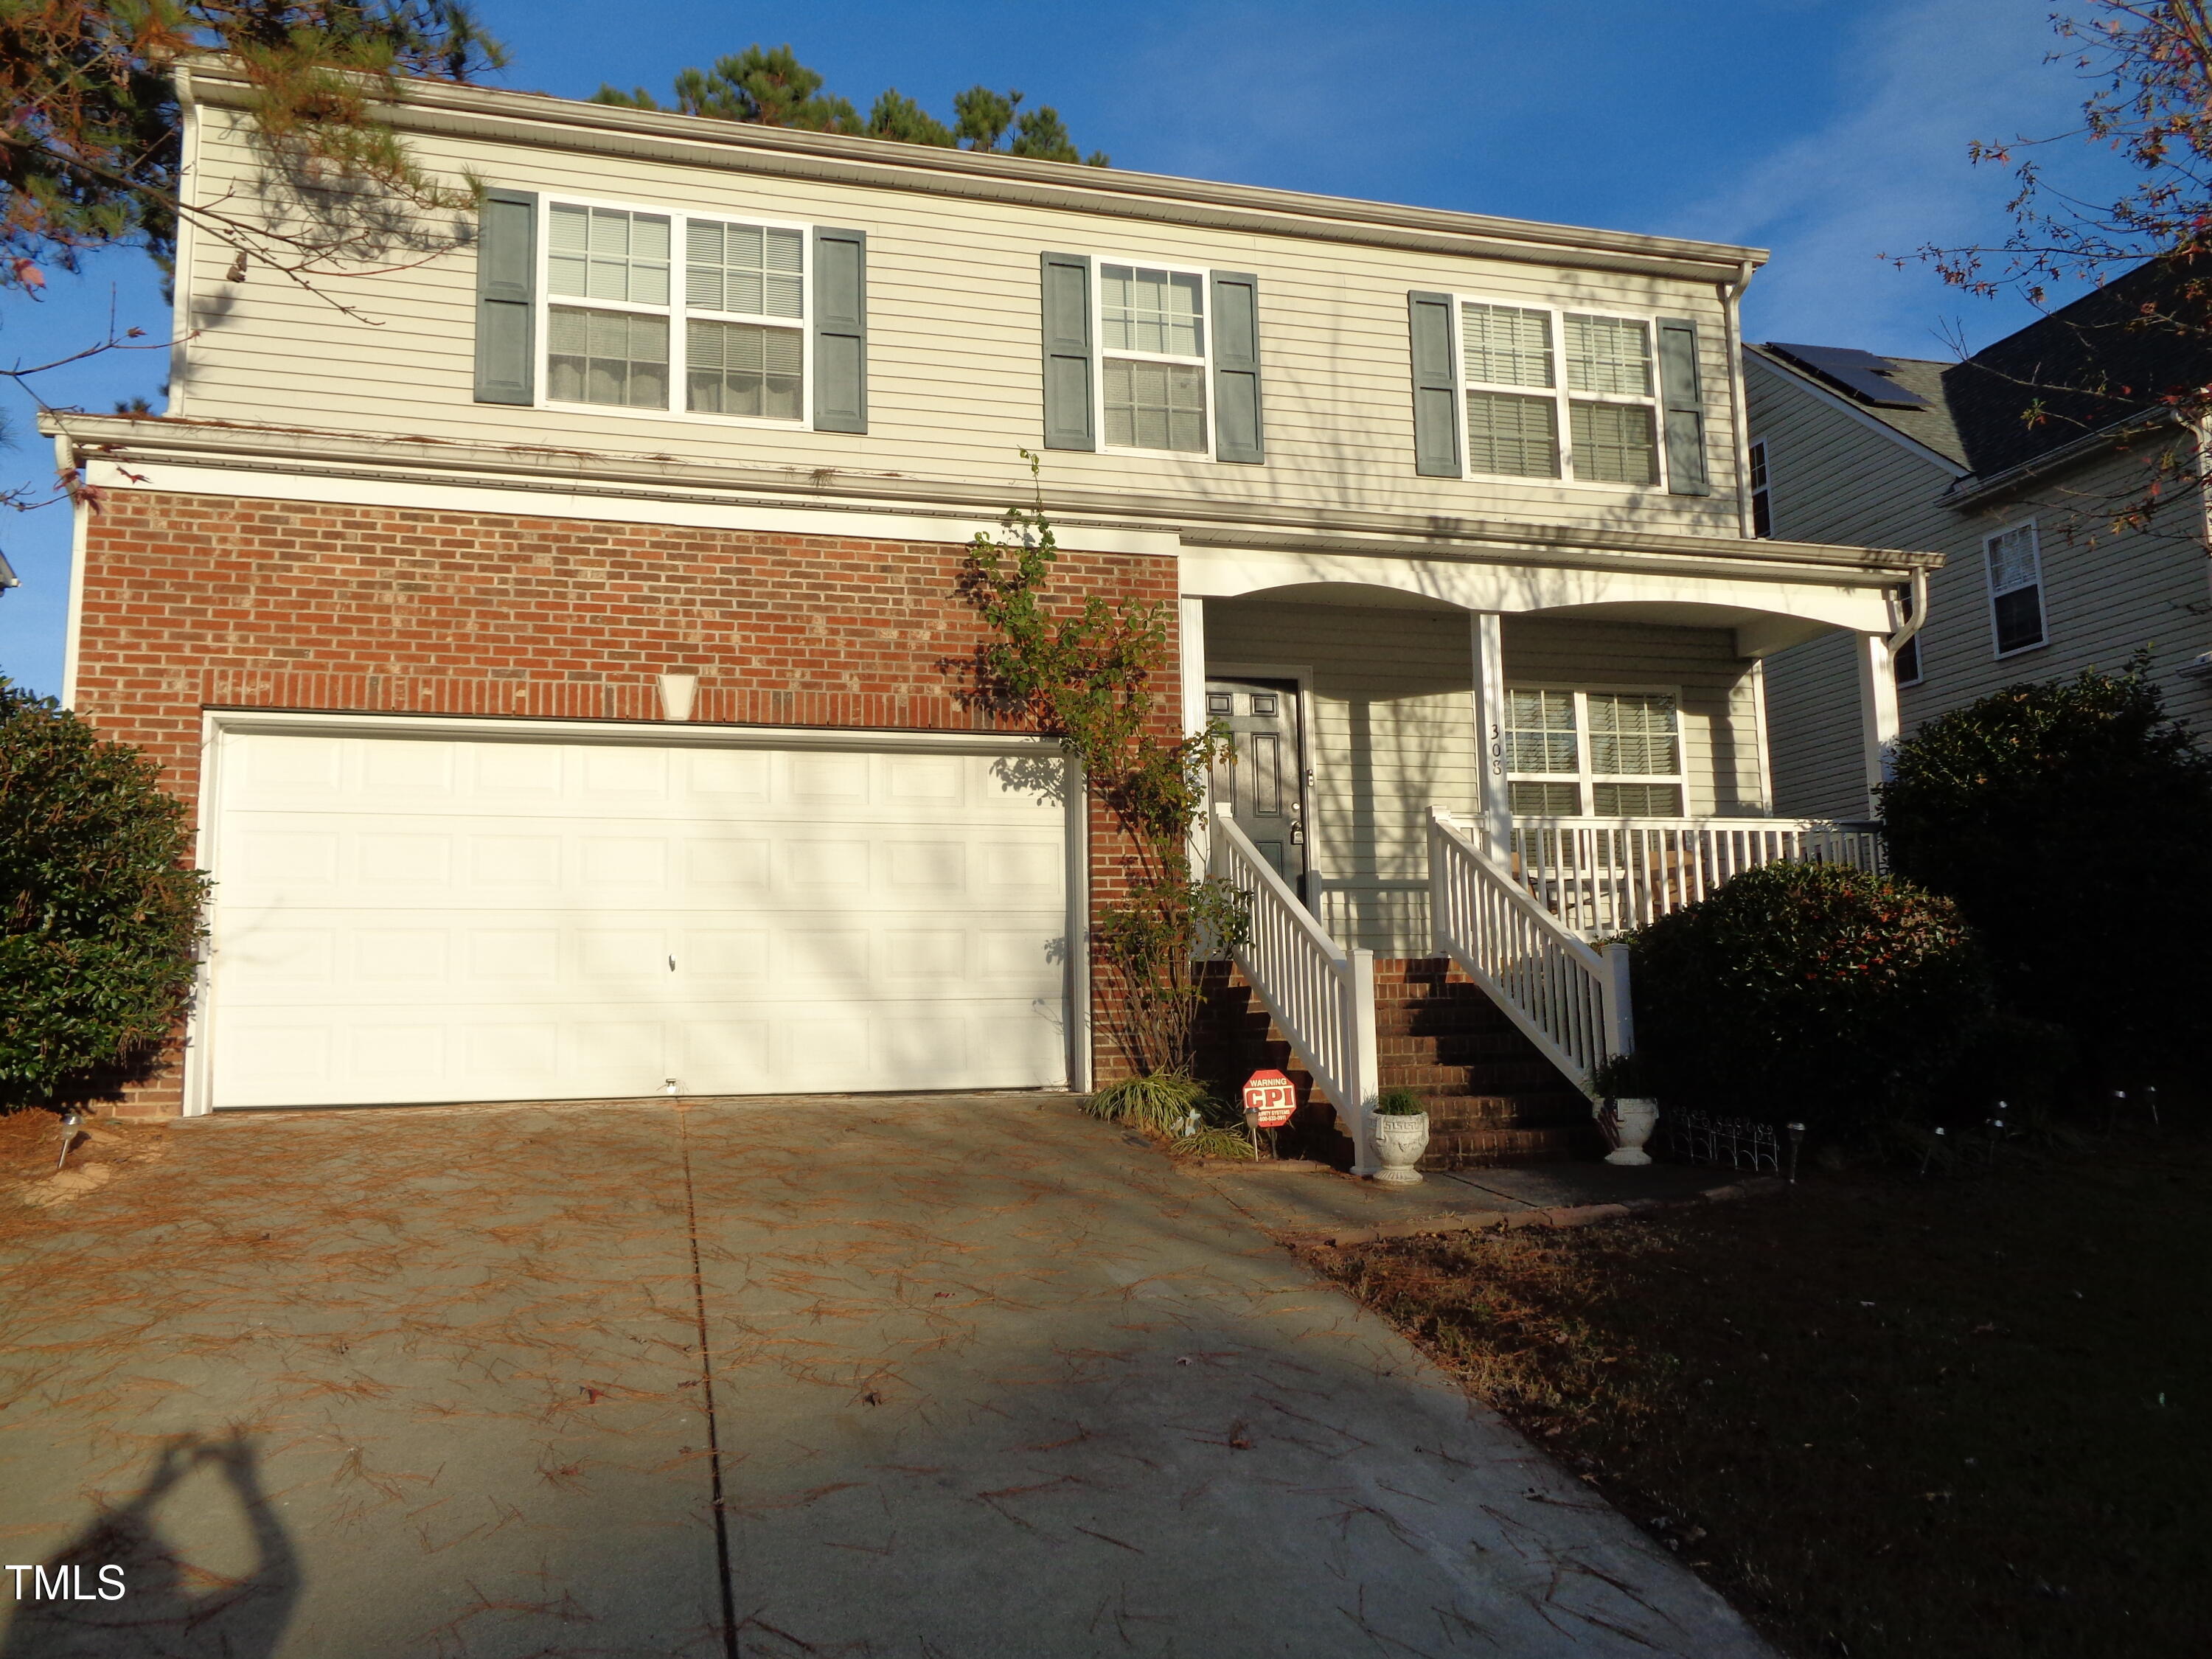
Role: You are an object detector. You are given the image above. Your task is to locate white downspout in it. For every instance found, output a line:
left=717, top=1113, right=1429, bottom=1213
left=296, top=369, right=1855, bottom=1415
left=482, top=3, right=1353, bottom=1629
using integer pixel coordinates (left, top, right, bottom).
left=1721, top=259, right=1758, bottom=539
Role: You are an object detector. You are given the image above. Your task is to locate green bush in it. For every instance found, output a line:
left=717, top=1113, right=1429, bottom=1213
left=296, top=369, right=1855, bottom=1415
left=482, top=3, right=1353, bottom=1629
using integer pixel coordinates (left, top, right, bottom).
left=1, top=682, right=209, bottom=1109
left=1629, top=860, right=1991, bottom=1133
left=1374, top=1087, right=1426, bottom=1116
left=1879, top=659, right=2212, bottom=1080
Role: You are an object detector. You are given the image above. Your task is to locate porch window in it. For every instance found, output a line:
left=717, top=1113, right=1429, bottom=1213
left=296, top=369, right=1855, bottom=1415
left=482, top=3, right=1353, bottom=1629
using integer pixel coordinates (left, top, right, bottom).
left=1504, top=688, right=1685, bottom=817
left=543, top=198, right=809, bottom=422
left=1986, top=522, right=2046, bottom=656
left=1100, top=264, right=1209, bottom=454
left=1457, top=299, right=1663, bottom=487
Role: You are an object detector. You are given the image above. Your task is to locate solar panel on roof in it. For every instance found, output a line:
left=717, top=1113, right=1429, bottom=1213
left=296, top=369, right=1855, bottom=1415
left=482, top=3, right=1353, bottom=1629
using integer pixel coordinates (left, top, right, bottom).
left=1767, top=342, right=1933, bottom=409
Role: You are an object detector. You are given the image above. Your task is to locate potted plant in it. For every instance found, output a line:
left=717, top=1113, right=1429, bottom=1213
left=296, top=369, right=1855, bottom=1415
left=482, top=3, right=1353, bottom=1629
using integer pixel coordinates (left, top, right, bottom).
left=1588, top=1053, right=1660, bottom=1167
left=1370, top=1088, right=1430, bottom=1184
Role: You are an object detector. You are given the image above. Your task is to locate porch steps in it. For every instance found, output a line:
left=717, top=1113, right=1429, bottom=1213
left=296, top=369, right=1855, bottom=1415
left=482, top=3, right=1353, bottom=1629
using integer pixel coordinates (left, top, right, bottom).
left=1193, top=957, right=1601, bottom=1169
left=1372, top=959, right=1600, bottom=1169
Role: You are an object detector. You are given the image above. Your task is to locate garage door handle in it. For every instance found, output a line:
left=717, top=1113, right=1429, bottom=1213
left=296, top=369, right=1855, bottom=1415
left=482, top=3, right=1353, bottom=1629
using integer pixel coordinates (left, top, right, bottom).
left=668, top=955, right=676, bottom=972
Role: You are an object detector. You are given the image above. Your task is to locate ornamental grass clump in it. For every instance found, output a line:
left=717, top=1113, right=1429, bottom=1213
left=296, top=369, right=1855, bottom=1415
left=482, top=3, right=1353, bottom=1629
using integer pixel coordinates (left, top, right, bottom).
left=1628, top=860, right=1990, bottom=1135
left=1, top=681, right=209, bottom=1110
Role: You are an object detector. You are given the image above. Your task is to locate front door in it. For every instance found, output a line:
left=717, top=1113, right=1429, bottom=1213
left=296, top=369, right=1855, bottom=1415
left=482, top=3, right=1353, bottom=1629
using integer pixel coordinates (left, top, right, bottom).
left=1206, top=677, right=1308, bottom=894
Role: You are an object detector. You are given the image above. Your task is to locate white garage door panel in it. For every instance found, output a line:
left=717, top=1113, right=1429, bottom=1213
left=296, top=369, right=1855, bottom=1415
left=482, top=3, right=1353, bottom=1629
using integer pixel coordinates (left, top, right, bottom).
left=208, top=732, right=1071, bottom=1108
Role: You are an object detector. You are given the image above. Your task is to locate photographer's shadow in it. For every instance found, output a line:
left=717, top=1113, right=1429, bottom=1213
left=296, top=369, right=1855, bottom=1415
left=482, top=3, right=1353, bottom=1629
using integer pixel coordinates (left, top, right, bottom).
left=4, top=1433, right=299, bottom=1659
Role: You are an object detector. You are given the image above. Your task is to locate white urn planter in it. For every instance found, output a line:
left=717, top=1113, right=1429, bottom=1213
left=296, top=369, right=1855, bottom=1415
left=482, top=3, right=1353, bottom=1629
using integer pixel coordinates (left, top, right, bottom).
left=1371, top=1111, right=1430, bottom=1184
left=1598, top=1098, right=1660, bottom=1166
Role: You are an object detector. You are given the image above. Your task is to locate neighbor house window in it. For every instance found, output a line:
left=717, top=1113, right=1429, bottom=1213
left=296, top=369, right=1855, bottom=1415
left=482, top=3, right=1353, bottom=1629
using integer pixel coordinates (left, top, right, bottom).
left=1458, top=299, right=1661, bottom=486
left=1504, top=688, right=1685, bottom=816
left=1099, top=263, right=1209, bottom=454
left=544, top=198, right=807, bottom=422
left=1986, top=523, right=2046, bottom=656
left=1893, top=582, right=1923, bottom=686
left=1749, top=439, right=1773, bottom=537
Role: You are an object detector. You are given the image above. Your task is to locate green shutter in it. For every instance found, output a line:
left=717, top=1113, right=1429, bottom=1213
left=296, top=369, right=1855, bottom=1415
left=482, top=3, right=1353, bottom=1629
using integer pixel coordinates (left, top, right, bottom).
left=1408, top=291, right=1460, bottom=477
left=1040, top=252, right=1096, bottom=451
left=1656, top=316, right=1711, bottom=496
left=1209, top=270, right=1265, bottom=464
left=813, top=227, right=868, bottom=434
left=474, top=189, right=537, bottom=406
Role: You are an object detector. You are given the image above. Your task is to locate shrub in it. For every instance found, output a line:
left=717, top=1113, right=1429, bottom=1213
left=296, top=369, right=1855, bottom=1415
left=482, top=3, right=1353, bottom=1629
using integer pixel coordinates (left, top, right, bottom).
left=1374, top=1088, right=1427, bottom=1116
left=1879, top=659, right=2212, bottom=1080
left=1628, top=860, right=1991, bottom=1133
left=0, top=682, right=209, bottom=1109
left=1083, top=1071, right=1221, bottom=1135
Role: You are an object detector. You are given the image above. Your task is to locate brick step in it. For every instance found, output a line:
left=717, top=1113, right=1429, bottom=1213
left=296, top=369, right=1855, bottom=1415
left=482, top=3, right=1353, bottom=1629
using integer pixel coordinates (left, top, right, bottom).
left=1376, top=1030, right=1531, bottom=1058
left=1419, top=1124, right=1606, bottom=1169
left=1413, top=1093, right=1593, bottom=1131
left=1379, top=1060, right=1570, bottom=1092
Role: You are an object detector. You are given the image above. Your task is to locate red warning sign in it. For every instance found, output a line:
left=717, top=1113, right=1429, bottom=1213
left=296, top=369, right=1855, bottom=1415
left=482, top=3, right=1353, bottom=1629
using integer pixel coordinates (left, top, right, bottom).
left=1242, top=1069, right=1298, bottom=1128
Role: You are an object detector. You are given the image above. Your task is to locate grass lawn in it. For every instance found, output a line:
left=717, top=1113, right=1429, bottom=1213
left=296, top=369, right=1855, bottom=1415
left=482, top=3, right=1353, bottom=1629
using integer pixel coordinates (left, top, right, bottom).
left=1296, top=1129, right=2209, bottom=1659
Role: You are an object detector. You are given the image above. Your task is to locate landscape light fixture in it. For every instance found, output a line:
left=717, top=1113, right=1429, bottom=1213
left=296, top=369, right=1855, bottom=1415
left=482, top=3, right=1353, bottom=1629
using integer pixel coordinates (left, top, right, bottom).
left=55, top=1107, right=84, bottom=1172
left=1784, top=1122, right=1805, bottom=1184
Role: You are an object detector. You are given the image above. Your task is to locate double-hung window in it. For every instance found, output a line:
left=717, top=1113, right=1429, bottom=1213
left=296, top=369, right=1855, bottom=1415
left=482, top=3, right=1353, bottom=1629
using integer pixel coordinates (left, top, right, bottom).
left=543, top=199, right=807, bottom=423
left=1985, top=522, right=2047, bottom=656
left=1504, top=689, right=1686, bottom=817
left=1099, top=263, right=1209, bottom=455
left=1458, top=299, right=1664, bottom=487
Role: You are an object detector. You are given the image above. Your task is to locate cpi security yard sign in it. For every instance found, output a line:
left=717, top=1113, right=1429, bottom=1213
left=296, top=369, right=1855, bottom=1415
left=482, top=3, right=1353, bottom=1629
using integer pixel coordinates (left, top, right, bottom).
left=1241, top=1071, right=1297, bottom=1128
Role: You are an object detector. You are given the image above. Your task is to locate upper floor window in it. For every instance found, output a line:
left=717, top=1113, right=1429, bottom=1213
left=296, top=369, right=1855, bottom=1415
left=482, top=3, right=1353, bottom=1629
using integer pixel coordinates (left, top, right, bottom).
left=1458, top=299, right=1663, bottom=487
left=1504, top=688, right=1685, bottom=817
left=1985, top=522, right=2046, bottom=656
left=542, top=199, right=808, bottom=424
left=1748, top=439, right=1773, bottom=537
left=1099, top=263, right=1209, bottom=455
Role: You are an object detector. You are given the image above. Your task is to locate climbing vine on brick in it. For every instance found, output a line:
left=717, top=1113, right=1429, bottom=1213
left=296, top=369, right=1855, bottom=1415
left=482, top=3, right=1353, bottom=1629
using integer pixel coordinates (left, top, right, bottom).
left=958, top=455, right=1245, bottom=1077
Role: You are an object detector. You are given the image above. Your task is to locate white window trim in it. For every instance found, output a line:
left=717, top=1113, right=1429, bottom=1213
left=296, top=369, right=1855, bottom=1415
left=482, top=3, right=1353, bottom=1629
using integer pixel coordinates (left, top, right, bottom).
left=1093, top=254, right=1215, bottom=462
left=1983, top=518, right=2049, bottom=660
left=1450, top=293, right=1669, bottom=493
left=535, top=191, right=815, bottom=431
left=1502, top=683, right=1689, bottom=818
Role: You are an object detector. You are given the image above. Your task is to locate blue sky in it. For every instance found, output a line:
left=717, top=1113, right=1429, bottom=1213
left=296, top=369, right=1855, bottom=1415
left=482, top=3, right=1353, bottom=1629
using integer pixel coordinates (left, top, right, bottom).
left=0, top=0, right=2130, bottom=696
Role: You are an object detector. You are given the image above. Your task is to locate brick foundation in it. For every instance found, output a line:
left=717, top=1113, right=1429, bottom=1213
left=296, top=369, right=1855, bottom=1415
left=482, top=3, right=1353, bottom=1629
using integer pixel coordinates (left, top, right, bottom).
left=72, top=487, right=1181, bottom=1113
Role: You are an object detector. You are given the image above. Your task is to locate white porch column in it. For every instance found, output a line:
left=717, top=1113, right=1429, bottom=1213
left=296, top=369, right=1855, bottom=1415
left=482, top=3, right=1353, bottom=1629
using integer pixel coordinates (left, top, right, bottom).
left=1854, top=631, right=1899, bottom=819
left=1180, top=596, right=1210, bottom=871
left=1469, top=611, right=1512, bottom=855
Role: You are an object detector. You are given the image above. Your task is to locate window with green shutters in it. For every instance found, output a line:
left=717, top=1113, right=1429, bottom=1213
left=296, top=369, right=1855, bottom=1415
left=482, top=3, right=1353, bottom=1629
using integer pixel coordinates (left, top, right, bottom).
left=1451, top=297, right=1666, bottom=487
left=1099, top=262, right=1210, bottom=455
left=539, top=197, right=811, bottom=423
left=1503, top=687, right=1686, bottom=817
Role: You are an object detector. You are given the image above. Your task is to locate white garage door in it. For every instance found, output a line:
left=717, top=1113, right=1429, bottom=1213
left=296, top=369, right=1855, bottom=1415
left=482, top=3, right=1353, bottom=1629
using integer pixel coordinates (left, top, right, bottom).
left=204, top=726, right=1073, bottom=1108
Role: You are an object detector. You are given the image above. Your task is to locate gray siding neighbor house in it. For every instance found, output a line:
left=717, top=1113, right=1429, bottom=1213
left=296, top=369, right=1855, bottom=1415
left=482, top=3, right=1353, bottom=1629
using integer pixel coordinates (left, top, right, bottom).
left=1750, top=262, right=2212, bottom=821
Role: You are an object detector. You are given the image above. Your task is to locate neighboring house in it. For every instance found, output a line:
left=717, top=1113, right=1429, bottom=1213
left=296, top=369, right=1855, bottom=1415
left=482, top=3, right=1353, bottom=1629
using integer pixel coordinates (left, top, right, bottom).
left=44, top=63, right=1927, bottom=1164
left=1750, top=265, right=2212, bottom=822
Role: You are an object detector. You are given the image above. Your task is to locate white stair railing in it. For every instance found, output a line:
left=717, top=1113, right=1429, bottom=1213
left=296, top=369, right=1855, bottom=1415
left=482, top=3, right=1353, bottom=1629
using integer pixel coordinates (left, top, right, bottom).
left=1511, top=816, right=1882, bottom=938
left=1429, top=809, right=1630, bottom=1098
left=1210, top=805, right=1381, bottom=1175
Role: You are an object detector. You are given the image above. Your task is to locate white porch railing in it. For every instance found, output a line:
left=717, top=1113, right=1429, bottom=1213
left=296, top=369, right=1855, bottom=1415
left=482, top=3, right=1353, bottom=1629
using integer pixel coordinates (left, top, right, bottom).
left=1429, top=810, right=1630, bottom=1097
left=1210, top=805, right=1381, bottom=1175
left=1509, top=817, right=1883, bottom=938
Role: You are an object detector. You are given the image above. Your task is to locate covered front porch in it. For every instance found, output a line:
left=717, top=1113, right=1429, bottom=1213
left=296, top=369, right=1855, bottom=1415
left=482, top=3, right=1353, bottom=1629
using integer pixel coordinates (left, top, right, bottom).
left=1177, top=543, right=1921, bottom=1175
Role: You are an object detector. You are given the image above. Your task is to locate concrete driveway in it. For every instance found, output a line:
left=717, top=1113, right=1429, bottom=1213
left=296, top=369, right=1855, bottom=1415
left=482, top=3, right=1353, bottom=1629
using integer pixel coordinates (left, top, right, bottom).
left=0, top=1095, right=1771, bottom=1658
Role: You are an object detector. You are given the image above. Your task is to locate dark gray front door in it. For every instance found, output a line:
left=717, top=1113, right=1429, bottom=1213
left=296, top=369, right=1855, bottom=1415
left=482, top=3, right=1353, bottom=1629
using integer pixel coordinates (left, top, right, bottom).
left=1206, top=677, right=1307, bottom=893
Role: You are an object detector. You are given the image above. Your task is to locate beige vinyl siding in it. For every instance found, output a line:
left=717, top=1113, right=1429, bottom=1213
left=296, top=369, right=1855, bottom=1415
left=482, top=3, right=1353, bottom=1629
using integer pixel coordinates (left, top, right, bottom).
left=1750, top=358, right=2212, bottom=813
left=1745, top=358, right=1955, bottom=818
left=1203, top=599, right=1763, bottom=953
left=177, top=105, right=1745, bottom=541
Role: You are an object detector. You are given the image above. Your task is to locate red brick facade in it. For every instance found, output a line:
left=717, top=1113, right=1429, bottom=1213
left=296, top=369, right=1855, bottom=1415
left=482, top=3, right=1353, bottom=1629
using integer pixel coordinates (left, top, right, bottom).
left=74, top=488, right=1180, bottom=1113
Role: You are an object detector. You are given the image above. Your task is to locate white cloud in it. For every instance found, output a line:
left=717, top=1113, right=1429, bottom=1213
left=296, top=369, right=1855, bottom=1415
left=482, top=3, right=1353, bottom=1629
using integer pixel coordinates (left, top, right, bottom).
left=1684, top=0, right=2134, bottom=358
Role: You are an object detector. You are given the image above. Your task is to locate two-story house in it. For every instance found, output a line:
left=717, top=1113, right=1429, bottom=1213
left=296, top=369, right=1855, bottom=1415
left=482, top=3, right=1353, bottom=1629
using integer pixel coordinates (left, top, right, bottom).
left=46, top=63, right=1930, bottom=1168
left=1751, top=263, right=2212, bottom=821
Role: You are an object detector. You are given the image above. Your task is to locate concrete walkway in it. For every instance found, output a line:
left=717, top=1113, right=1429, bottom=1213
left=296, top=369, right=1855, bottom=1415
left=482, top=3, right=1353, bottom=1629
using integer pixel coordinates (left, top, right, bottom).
left=0, top=1095, right=1773, bottom=1658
